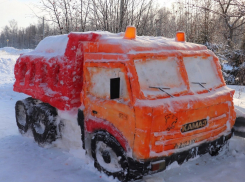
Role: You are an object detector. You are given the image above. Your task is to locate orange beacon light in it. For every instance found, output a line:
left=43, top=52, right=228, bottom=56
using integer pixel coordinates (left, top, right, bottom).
left=176, top=31, right=186, bottom=42
left=124, top=26, right=137, bottom=39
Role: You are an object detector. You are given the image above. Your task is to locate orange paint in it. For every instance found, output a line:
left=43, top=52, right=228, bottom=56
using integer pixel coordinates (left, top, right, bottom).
left=81, top=35, right=235, bottom=160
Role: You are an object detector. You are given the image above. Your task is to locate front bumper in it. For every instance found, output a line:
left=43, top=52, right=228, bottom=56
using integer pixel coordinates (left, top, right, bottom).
left=128, top=131, right=233, bottom=180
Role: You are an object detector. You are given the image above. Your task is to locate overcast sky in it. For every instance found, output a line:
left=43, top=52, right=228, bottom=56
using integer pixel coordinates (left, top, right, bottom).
left=0, top=0, right=176, bottom=32
left=0, top=0, right=38, bottom=31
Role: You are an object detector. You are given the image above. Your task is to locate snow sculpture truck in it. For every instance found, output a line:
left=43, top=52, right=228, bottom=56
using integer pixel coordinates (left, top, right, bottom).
left=14, top=27, right=236, bottom=181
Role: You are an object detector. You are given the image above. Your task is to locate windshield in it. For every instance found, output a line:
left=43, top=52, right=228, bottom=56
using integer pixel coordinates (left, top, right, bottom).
left=134, top=57, right=188, bottom=98
left=183, top=56, right=222, bottom=92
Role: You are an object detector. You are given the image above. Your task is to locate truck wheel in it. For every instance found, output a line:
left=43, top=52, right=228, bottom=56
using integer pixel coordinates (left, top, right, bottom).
left=209, top=144, right=222, bottom=156
left=15, top=97, right=40, bottom=134
left=15, top=100, right=29, bottom=134
left=91, top=131, right=128, bottom=181
left=31, top=103, right=58, bottom=144
left=209, top=148, right=220, bottom=156
left=233, top=117, right=245, bottom=138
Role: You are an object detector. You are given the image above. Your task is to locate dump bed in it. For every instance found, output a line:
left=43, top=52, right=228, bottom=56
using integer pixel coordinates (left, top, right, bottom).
left=14, top=31, right=208, bottom=110
left=14, top=33, right=100, bottom=110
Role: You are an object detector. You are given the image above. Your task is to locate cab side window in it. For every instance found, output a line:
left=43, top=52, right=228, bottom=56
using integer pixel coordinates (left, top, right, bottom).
left=87, top=67, right=129, bottom=101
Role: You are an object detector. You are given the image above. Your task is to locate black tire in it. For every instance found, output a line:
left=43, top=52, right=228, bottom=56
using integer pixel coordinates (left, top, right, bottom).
left=234, top=117, right=245, bottom=128
left=15, top=100, right=29, bottom=134
left=15, top=97, right=40, bottom=134
left=209, top=147, right=220, bottom=156
left=31, top=103, right=58, bottom=144
left=209, top=143, right=226, bottom=156
left=91, top=131, right=128, bottom=181
left=234, top=117, right=245, bottom=138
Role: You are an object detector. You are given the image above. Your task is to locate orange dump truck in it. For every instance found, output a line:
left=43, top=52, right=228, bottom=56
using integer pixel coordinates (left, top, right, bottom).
left=14, top=27, right=236, bottom=180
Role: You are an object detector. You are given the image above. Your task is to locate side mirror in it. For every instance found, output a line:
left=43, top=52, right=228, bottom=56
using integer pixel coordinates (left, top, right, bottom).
left=110, top=77, right=120, bottom=99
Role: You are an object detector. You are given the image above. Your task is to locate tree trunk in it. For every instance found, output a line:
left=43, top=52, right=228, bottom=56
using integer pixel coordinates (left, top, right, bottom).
left=119, top=0, right=125, bottom=32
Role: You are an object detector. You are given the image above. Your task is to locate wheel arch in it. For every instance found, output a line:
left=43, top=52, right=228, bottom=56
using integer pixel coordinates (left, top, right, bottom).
left=85, top=118, right=130, bottom=153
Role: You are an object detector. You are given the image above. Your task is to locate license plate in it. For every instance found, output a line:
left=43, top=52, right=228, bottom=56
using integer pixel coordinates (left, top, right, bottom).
left=175, top=139, right=196, bottom=149
left=181, top=119, right=208, bottom=133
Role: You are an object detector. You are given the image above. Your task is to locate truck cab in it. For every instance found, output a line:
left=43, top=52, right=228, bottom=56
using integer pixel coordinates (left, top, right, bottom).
left=14, top=27, right=235, bottom=181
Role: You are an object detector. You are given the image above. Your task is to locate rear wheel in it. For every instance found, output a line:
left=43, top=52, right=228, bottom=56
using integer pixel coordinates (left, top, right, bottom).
left=15, top=100, right=29, bottom=134
left=15, top=97, right=40, bottom=134
left=31, top=103, right=58, bottom=144
left=91, top=131, right=128, bottom=181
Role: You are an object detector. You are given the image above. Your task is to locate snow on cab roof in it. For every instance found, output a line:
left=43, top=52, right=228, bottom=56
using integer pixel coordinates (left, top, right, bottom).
left=71, top=31, right=207, bottom=53
left=24, top=30, right=207, bottom=58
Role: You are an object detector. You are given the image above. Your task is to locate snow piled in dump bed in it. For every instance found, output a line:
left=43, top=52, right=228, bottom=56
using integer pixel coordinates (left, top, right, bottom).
left=26, top=34, right=68, bottom=57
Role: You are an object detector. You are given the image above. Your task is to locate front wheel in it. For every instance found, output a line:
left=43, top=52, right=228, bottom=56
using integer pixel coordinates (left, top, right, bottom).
left=91, top=131, right=128, bottom=181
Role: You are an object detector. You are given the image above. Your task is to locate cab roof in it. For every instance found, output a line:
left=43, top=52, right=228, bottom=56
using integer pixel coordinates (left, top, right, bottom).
left=68, top=31, right=207, bottom=54
left=23, top=29, right=207, bottom=61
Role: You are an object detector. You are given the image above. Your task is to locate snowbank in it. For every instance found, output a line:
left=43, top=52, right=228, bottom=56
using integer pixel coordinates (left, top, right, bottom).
left=0, top=47, right=32, bottom=55
left=0, top=48, right=32, bottom=85
left=227, top=85, right=245, bottom=118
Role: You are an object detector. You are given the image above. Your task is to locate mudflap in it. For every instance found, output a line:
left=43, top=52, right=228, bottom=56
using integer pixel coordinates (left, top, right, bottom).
left=233, top=117, right=245, bottom=138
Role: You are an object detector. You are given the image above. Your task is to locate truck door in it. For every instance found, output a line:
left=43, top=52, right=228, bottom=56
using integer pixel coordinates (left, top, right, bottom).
left=83, top=62, right=135, bottom=149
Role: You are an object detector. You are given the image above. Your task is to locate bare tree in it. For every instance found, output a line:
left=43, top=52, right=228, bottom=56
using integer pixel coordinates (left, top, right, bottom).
left=186, top=0, right=245, bottom=47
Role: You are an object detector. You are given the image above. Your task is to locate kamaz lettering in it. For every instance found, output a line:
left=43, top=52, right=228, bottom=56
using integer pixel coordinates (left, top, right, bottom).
left=181, top=119, right=208, bottom=133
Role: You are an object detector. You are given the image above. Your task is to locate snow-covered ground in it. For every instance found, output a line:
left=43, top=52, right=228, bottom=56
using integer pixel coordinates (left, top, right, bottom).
left=229, top=85, right=245, bottom=118
left=1, top=47, right=245, bottom=182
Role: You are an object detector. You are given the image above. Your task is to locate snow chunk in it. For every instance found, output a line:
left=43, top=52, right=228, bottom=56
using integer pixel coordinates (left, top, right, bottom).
left=29, top=34, right=68, bottom=56
left=166, top=161, right=180, bottom=170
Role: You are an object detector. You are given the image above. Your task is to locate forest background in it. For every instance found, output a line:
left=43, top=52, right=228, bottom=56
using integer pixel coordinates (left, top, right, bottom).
left=0, top=0, right=245, bottom=85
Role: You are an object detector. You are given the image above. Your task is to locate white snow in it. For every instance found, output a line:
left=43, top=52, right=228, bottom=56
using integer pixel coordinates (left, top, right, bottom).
left=0, top=47, right=31, bottom=85
left=25, top=34, right=69, bottom=58
left=35, top=34, right=68, bottom=55
left=183, top=56, right=222, bottom=92
left=87, top=67, right=129, bottom=100
left=0, top=47, right=32, bottom=55
left=1, top=48, right=245, bottom=182
left=228, top=85, right=245, bottom=118
left=101, top=31, right=206, bottom=52
left=222, top=63, right=233, bottom=71
left=134, top=57, right=187, bottom=97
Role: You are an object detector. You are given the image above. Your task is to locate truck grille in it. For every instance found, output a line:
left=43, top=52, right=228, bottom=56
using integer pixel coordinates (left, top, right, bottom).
left=151, top=103, right=230, bottom=154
